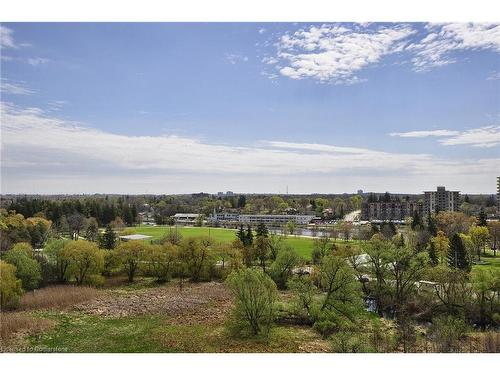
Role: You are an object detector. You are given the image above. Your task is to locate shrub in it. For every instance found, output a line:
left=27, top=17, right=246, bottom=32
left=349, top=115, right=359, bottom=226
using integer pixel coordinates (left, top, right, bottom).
left=19, top=285, right=100, bottom=310
left=4, top=242, right=42, bottom=290
left=226, top=268, right=277, bottom=336
left=428, top=315, right=468, bottom=352
left=178, top=237, right=216, bottom=282
left=269, top=246, right=301, bottom=289
left=0, top=261, right=23, bottom=309
left=44, top=238, right=70, bottom=282
left=0, top=312, right=55, bottom=341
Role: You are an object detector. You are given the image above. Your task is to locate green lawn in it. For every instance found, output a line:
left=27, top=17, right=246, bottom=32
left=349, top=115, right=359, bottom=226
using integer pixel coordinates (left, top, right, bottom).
left=472, top=250, right=500, bottom=271
left=124, top=225, right=359, bottom=260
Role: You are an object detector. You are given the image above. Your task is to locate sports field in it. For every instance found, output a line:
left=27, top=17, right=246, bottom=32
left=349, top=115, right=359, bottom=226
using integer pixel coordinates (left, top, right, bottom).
left=126, top=225, right=316, bottom=259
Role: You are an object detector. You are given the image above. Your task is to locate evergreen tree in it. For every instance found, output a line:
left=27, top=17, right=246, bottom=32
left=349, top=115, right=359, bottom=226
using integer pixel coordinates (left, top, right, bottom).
left=447, top=233, right=470, bottom=272
left=246, top=225, right=254, bottom=246
left=256, top=222, right=269, bottom=238
left=411, top=210, right=423, bottom=230
left=237, top=195, right=246, bottom=208
left=477, top=209, right=487, bottom=227
left=236, top=225, right=246, bottom=244
left=427, top=214, right=438, bottom=236
left=428, top=241, right=438, bottom=266
left=99, top=224, right=117, bottom=250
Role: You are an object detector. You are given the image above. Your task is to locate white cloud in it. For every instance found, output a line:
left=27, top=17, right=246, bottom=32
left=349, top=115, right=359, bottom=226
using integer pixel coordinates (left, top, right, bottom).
left=390, top=130, right=460, bottom=138
left=408, top=23, right=500, bottom=71
left=26, top=57, right=49, bottom=66
left=391, top=126, right=500, bottom=148
left=1, top=101, right=498, bottom=194
left=0, top=25, right=16, bottom=48
left=487, top=71, right=500, bottom=80
left=225, top=53, right=249, bottom=65
left=268, top=24, right=415, bottom=84
left=258, top=28, right=266, bottom=34
left=439, top=126, right=500, bottom=148
left=0, top=79, right=36, bottom=95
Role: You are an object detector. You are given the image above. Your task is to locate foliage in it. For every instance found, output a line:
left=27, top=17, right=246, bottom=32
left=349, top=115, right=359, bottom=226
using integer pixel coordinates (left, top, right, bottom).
left=114, top=240, right=147, bottom=282
left=470, top=268, right=500, bottom=330
left=0, top=260, right=23, bottom=309
left=44, top=238, right=70, bottom=282
left=4, top=242, right=42, bottom=290
left=469, top=226, right=490, bottom=261
left=311, top=235, right=335, bottom=264
left=62, top=241, right=105, bottom=285
left=146, top=243, right=177, bottom=282
left=447, top=233, right=471, bottom=272
left=428, top=315, right=468, bottom=352
left=99, top=224, right=117, bottom=250
left=269, top=246, right=301, bottom=289
left=226, top=268, right=277, bottom=336
left=178, top=236, right=216, bottom=282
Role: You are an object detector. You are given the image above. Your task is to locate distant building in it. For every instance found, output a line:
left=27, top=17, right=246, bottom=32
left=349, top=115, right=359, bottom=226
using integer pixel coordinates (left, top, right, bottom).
left=497, top=177, right=500, bottom=214
left=357, top=189, right=363, bottom=195
left=226, top=191, right=235, bottom=197
left=361, top=201, right=420, bottom=221
left=238, top=214, right=315, bottom=225
left=119, top=234, right=152, bottom=241
left=208, top=213, right=316, bottom=225
left=173, top=213, right=200, bottom=225
left=423, top=186, right=460, bottom=215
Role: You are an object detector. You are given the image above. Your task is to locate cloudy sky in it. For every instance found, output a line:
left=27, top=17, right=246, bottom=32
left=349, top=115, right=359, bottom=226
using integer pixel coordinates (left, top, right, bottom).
left=1, top=23, right=499, bottom=194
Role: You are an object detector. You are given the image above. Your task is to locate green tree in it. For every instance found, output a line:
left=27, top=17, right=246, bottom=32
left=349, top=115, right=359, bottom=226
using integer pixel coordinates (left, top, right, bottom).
left=226, top=268, right=277, bottom=336
left=245, top=225, right=254, bottom=246
left=146, top=243, right=177, bottom=282
left=469, top=226, right=490, bottom=260
left=311, top=235, right=335, bottom=264
left=267, top=234, right=283, bottom=261
left=470, top=268, right=500, bottom=331
left=286, top=220, right=296, bottom=236
left=255, top=222, right=269, bottom=237
left=269, top=246, right=301, bottom=289
left=85, top=217, right=99, bottom=242
left=477, top=209, right=488, bottom=227
left=254, top=236, right=270, bottom=271
left=447, top=234, right=471, bottom=272
left=62, top=240, right=104, bottom=285
left=431, top=230, right=450, bottom=264
left=99, top=224, right=117, bottom=250
left=44, top=238, right=70, bottom=282
left=4, top=242, right=42, bottom=290
left=114, top=240, right=147, bottom=282
left=0, top=260, right=23, bottom=309
left=178, top=237, right=215, bottom=282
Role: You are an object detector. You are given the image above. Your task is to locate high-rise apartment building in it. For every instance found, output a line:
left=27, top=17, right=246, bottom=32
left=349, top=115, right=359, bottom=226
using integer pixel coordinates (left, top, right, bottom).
left=423, top=186, right=460, bottom=215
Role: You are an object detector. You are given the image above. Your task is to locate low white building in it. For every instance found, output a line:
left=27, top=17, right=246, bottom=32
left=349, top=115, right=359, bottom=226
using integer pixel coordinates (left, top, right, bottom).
left=238, top=214, right=315, bottom=225
left=173, top=213, right=200, bottom=225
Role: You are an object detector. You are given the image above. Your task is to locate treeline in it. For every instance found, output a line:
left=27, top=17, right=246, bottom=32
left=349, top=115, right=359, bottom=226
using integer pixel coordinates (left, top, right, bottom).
left=7, top=196, right=139, bottom=227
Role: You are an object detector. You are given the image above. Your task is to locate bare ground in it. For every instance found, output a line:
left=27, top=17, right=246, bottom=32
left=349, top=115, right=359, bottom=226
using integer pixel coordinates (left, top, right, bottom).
left=75, top=281, right=232, bottom=320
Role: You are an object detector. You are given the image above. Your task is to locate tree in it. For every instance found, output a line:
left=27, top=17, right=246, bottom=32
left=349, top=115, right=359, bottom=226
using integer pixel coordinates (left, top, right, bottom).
left=245, top=225, right=254, bottom=246
left=286, top=220, right=296, bottom=236
left=477, top=209, right=488, bottom=227
left=267, top=234, right=283, bottom=261
left=44, top=238, right=70, bottom=283
left=236, top=225, right=246, bottom=245
left=253, top=236, right=270, bottom=271
left=447, top=234, right=471, bottom=272
left=255, top=222, right=269, bottom=238
left=114, top=240, right=147, bottom=282
left=430, top=230, right=450, bottom=264
left=0, top=260, right=23, bottom=309
left=435, top=212, right=475, bottom=238
left=226, top=268, right=277, bottom=336
left=427, top=241, right=438, bottom=266
left=469, top=226, right=490, bottom=260
left=194, top=215, right=204, bottom=227
left=311, top=235, right=335, bottom=264
left=269, top=246, right=301, bottom=289
left=380, top=221, right=397, bottom=240
left=99, top=224, right=117, bottom=250
left=470, top=268, right=500, bottom=331
left=85, top=217, right=99, bottom=242
left=428, top=265, right=469, bottom=316
left=62, top=240, right=104, bottom=285
left=4, top=242, right=42, bottom=290
left=178, top=237, right=215, bottom=282
left=488, top=221, right=500, bottom=256
left=67, top=212, right=86, bottom=240
left=146, top=243, right=177, bottom=282
left=160, top=228, right=182, bottom=246
left=411, top=210, right=423, bottom=230
left=428, top=315, right=468, bottom=353
left=110, top=216, right=125, bottom=231
left=339, top=221, right=354, bottom=241
left=314, top=255, right=363, bottom=336
left=427, top=214, right=438, bottom=236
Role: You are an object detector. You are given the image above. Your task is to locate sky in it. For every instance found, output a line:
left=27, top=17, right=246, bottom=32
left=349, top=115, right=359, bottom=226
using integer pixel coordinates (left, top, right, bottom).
left=1, top=22, right=499, bottom=195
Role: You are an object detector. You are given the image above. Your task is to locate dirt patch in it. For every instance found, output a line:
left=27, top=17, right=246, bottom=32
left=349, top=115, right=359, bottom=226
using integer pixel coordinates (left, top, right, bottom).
left=76, top=281, right=232, bottom=320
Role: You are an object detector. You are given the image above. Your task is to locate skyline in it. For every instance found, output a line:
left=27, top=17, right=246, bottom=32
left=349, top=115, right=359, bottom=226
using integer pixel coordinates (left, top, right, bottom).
left=1, top=22, right=500, bottom=194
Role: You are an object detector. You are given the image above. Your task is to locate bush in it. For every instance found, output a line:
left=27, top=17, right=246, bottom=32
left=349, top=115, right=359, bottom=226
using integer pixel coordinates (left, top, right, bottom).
left=0, top=261, right=23, bottom=309
left=269, top=246, right=301, bottom=289
left=428, top=315, right=468, bottom=352
left=226, top=268, right=277, bottom=336
left=0, top=312, right=55, bottom=341
left=146, top=243, right=178, bottom=282
left=4, top=242, right=42, bottom=290
left=178, top=237, right=216, bottom=282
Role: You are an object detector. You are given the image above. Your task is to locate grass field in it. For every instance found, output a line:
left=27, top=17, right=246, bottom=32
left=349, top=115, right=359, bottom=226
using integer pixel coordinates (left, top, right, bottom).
left=124, top=225, right=319, bottom=259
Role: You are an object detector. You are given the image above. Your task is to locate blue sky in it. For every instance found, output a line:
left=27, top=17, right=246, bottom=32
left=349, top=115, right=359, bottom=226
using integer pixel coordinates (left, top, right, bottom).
left=1, top=22, right=499, bottom=194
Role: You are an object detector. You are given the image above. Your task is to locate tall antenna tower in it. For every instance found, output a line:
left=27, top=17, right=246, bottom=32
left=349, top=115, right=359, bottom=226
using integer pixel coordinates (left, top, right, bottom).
left=286, top=185, right=289, bottom=195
